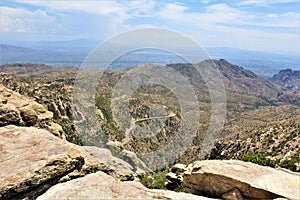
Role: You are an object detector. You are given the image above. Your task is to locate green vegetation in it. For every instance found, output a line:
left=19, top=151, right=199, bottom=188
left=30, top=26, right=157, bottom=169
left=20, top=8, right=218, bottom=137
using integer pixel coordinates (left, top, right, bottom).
left=59, top=118, right=82, bottom=145
left=280, top=154, right=300, bottom=172
left=95, top=95, right=113, bottom=121
left=140, top=168, right=192, bottom=193
left=242, top=152, right=300, bottom=172
left=242, top=153, right=279, bottom=168
left=141, top=170, right=167, bottom=190
left=95, top=95, right=125, bottom=141
left=174, top=184, right=192, bottom=193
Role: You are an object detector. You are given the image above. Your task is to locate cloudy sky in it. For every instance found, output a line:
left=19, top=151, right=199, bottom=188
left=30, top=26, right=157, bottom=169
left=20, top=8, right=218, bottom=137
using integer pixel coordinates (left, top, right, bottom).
left=1, top=0, right=299, bottom=54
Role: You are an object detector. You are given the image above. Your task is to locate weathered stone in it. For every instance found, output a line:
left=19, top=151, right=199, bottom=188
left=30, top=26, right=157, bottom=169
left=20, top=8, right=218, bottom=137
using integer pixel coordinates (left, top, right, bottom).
left=81, top=146, right=142, bottom=181
left=37, top=171, right=216, bottom=200
left=0, top=126, right=84, bottom=199
left=171, top=163, right=187, bottom=173
left=0, top=125, right=148, bottom=199
left=183, top=160, right=300, bottom=199
left=19, top=105, right=38, bottom=126
left=0, top=84, right=64, bottom=138
left=119, top=149, right=151, bottom=172
left=221, top=188, right=244, bottom=200
left=0, top=103, right=21, bottom=125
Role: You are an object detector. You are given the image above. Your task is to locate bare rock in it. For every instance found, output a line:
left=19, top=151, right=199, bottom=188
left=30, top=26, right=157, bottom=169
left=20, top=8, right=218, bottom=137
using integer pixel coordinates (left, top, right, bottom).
left=171, top=163, right=187, bottom=173
left=0, top=103, right=21, bottom=125
left=0, top=125, right=146, bottom=199
left=81, top=146, right=142, bottom=181
left=0, top=125, right=84, bottom=199
left=37, top=171, right=216, bottom=200
left=183, top=160, right=300, bottom=199
left=221, top=188, right=244, bottom=200
left=0, top=84, right=64, bottom=138
left=19, top=105, right=38, bottom=126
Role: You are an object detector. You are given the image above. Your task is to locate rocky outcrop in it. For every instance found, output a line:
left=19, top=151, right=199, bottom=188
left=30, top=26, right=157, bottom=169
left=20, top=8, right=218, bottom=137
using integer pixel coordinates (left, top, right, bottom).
left=37, top=171, right=215, bottom=200
left=0, top=125, right=146, bottom=199
left=0, top=84, right=64, bottom=138
left=270, top=69, right=300, bottom=91
left=183, top=160, right=300, bottom=199
left=0, top=74, right=82, bottom=145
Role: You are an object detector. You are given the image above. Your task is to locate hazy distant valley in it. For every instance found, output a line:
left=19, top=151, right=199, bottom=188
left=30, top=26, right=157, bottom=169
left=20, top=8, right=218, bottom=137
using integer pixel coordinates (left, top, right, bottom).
left=1, top=42, right=299, bottom=77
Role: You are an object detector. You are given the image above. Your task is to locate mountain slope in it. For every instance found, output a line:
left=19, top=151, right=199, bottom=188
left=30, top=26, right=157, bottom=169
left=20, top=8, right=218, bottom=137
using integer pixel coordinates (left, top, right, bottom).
left=0, top=60, right=299, bottom=172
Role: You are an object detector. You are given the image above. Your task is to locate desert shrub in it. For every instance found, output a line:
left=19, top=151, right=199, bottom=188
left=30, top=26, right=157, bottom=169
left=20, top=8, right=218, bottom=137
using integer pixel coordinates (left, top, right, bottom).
left=141, top=170, right=167, bottom=190
left=241, top=153, right=279, bottom=168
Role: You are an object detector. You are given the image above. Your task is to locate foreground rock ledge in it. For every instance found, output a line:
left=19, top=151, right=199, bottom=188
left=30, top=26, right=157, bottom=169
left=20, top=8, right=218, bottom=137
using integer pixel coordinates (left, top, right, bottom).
left=183, top=160, right=300, bottom=199
left=37, top=171, right=214, bottom=200
left=0, top=125, right=145, bottom=199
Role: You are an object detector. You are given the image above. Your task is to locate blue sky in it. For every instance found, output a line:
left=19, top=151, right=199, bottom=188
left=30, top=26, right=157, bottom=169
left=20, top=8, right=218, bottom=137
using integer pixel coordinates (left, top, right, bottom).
left=0, top=0, right=299, bottom=54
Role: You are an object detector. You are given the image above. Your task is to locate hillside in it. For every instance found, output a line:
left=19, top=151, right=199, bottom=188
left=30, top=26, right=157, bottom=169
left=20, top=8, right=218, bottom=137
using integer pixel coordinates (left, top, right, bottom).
left=0, top=60, right=299, bottom=172
left=0, top=60, right=299, bottom=199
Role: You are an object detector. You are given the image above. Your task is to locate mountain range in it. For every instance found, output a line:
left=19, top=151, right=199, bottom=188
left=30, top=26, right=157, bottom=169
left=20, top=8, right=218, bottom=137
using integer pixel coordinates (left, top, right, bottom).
left=1, top=42, right=299, bottom=77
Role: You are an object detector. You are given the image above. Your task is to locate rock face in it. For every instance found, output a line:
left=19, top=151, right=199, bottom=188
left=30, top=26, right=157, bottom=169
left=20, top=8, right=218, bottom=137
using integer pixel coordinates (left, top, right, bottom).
left=183, top=160, right=300, bottom=200
left=37, top=171, right=214, bottom=200
left=0, top=125, right=146, bottom=199
left=0, top=84, right=64, bottom=138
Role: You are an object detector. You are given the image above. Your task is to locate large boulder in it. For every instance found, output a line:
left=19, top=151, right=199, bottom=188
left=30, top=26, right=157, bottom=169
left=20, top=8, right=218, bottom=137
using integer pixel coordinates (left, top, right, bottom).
left=0, top=125, right=146, bottom=199
left=183, top=160, right=300, bottom=199
left=37, top=171, right=215, bottom=200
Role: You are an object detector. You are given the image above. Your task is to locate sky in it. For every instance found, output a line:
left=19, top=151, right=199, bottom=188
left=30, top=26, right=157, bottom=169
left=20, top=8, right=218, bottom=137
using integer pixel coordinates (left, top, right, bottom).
left=0, top=0, right=299, bottom=54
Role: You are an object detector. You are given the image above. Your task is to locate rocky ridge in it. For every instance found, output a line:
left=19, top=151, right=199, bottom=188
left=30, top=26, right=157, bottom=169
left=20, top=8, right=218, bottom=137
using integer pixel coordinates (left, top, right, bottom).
left=0, top=63, right=78, bottom=78
left=0, top=73, right=81, bottom=144
left=270, top=68, right=300, bottom=91
left=0, top=84, right=64, bottom=138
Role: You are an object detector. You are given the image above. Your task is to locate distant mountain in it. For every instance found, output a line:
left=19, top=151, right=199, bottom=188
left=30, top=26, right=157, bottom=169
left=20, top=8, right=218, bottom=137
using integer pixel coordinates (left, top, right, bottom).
left=0, top=44, right=40, bottom=60
left=0, top=63, right=78, bottom=78
left=1, top=41, right=299, bottom=76
left=207, top=47, right=300, bottom=78
left=168, top=59, right=284, bottom=110
left=270, top=69, right=300, bottom=91
left=0, top=44, right=87, bottom=67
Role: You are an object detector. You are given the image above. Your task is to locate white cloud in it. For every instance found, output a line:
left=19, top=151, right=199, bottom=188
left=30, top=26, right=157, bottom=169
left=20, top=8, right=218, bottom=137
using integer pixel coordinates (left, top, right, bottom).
left=156, top=2, right=299, bottom=53
left=15, top=1, right=124, bottom=15
left=1, top=1, right=299, bottom=53
left=157, top=2, right=299, bottom=28
left=0, top=6, right=56, bottom=33
left=238, top=0, right=300, bottom=6
left=7, top=0, right=158, bottom=38
left=128, top=0, right=156, bottom=17
left=157, top=3, right=250, bottom=27
left=200, top=0, right=210, bottom=4
left=262, top=12, right=299, bottom=27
